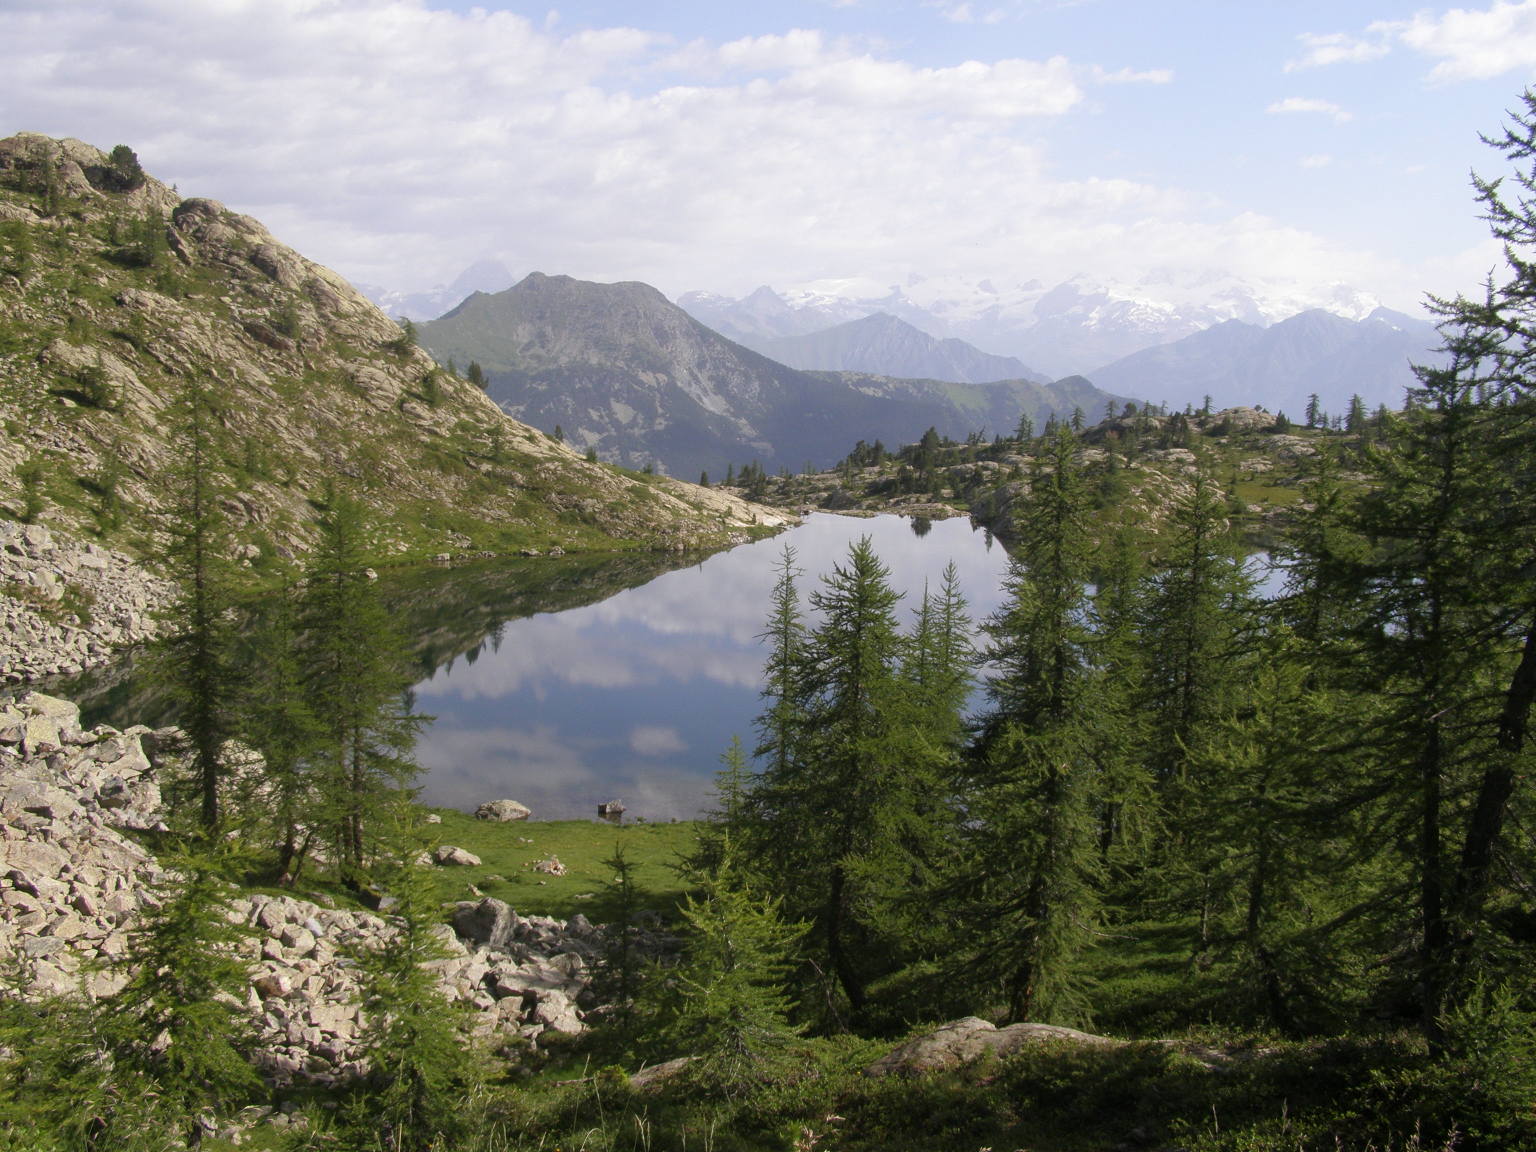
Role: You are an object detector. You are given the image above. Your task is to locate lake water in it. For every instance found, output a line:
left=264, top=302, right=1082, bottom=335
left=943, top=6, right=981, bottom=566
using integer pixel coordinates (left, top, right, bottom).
left=410, top=513, right=1015, bottom=820
left=38, top=512, right=1285, bottom=823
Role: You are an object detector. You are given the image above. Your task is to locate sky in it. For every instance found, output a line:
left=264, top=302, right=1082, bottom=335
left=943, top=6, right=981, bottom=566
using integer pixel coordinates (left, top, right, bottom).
left=6, top=0, right=1536, bottom=311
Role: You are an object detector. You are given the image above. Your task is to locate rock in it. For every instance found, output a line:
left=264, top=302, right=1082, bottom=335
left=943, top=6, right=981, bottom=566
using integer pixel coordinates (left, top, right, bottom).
left=532, top=855, right=566, bottom=876
left=452, top=897, right=517, bottom=953
left=434, top=845, right=482, bottom=867
left=864, top=1017, right=1121, bottom=1077
left=475, top=799, right=531, bottom=822
left=630, top=1056, right=695, bottom=1090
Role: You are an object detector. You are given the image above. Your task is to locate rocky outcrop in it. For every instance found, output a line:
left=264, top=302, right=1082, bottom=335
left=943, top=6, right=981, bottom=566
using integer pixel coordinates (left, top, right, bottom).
left=864, top=1016, right=1120, bottom=1077
left=0, top=519, right=173, bottom=683
left=0, top=134, right=790, bottom=572
left=0, top=692, right=618, bottom=1086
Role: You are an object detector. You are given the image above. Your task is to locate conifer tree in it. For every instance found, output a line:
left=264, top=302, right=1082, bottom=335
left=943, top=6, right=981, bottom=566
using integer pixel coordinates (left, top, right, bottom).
left=665, top=847, right=805, bottom=1095
left=965, top=428, right=1104, bottom=1022
left=94, top=839, right=262, bottom=1146
left=902, top=561, right=974, bottom=759
left=154, top=382, right=242, bottom=831
left=239, top=578, right=324, bottom=883
left=343, top=836, right=480, bottom=1151
left=301, top=492, right=425, bottom=887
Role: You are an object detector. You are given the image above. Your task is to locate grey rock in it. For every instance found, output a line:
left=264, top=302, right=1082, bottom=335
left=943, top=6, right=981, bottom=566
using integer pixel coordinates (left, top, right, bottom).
left=474, top=799, right=531, bottom=822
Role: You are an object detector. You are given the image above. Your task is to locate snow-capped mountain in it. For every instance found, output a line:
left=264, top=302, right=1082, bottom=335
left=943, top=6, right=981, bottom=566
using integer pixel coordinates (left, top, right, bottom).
left=679, top=273, right=1394, bottom=379
left=359, top=259, right=518, bottom=321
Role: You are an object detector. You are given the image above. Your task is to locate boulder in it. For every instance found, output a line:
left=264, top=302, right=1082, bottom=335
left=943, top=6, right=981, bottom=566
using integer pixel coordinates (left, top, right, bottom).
left=475, top=799, right=531, bottom=822
left=452, top=897, right=517, bottom=953
left=434, top=845, right=482, bottom=867
left=864, top=1017, right=1119, bottom=1077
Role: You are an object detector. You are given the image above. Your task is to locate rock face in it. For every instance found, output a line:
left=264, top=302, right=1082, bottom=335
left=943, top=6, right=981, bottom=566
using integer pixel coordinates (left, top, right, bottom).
left=864, top=1016, right=1120, bottom=1077
left=0, top=519, right=173, bottom=683
left=0, top=692, right=620, bottom=1086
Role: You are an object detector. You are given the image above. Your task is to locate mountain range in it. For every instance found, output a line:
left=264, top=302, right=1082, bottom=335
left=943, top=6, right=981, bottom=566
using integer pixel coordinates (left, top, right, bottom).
left=714, top=312, right=1049, bottom=385
left=1087, top=307, right=1443, bottom=419
left=679, top=273, right=1391, bottom=379
left=417, top=274, right=1119, bottom=478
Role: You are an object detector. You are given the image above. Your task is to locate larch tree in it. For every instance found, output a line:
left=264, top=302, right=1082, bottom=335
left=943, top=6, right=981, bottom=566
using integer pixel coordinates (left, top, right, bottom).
left=965, top=428, right=1105, bottom=1023
left=301, top=492, right=426, bottom=889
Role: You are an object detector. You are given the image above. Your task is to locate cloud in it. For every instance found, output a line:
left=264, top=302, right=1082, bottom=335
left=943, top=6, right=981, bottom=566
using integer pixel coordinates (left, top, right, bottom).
left=0, top=0, right=1416, bottom=304
left=1266, top=97, right=1352, bottom=123
left=1397, top=0, right=1536, bottom=81
left=1091, top=65, right=1174, bottom=85
left=1289, top=2, right=1536, bottom=83
left=629, top=726, right=688, bottom=757
left=1300, top=154, right=1334, bottom=169
left=1285, top=29, right=1394, bottom=71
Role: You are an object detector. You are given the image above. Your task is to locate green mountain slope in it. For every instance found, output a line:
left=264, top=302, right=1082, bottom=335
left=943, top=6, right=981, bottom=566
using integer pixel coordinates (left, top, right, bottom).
left=0, top=134, right=780, bottom=564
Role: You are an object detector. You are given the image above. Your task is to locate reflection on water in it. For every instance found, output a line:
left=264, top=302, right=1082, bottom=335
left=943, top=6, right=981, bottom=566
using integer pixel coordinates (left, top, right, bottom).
left=412, top=514, right=1014, bottom=820
left=44, top=515, right=1017, bottom=823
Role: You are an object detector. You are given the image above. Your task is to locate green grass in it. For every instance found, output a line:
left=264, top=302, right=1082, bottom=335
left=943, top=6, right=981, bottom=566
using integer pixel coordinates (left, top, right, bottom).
left=421, top=812, right=702, bottom=922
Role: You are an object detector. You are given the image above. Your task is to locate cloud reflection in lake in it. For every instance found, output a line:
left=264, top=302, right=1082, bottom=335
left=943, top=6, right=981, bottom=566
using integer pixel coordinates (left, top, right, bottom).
left=413, top=514, right=1013, bottom=821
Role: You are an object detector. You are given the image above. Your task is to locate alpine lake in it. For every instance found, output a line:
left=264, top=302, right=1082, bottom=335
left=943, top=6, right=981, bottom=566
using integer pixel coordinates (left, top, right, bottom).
left=52, top=514, right=1017, bottom=822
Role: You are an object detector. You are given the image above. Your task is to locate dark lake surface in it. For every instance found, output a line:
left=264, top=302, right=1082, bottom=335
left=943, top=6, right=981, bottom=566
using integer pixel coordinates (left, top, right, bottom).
left=409, top=513, right=1015, bottom=820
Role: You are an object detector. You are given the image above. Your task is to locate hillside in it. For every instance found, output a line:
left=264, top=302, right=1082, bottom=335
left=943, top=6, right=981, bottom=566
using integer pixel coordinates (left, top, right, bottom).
left=0, top=134, right=780, bottom=569
left=419, top=273, right=1120, bottom=478
left=735, top=311, right=1049, bottom=384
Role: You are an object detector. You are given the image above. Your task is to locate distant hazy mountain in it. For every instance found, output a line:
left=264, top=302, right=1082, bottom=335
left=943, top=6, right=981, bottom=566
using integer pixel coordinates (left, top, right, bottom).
left=361, top=259, right=517, bottom=321
left=1086, top=308, right=1444, bottom=418
left=419, top=273, right=1123, bottom=478
left=723, top=312, right=1049, bottom=385
left=681, top=274, right=1390, bottom=379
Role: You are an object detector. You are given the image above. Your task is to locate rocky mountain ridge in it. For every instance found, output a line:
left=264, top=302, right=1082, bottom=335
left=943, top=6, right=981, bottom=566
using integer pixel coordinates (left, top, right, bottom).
left=680, top=273, right=1394, bottom=380
left=0, top=134, right=778, bottom=568
left=419, top=272, right=1121, bottom=478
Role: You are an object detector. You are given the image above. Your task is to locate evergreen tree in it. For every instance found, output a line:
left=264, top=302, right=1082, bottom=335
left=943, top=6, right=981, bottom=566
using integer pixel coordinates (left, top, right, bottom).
left=343, top=836, right=481, bottom=1151
left=95, top=839, right=262, bottom=1146
left=902, top=562, right=974, bottom=756
left=301, top=493, right=425, bottom=887
left=239, top=579, right=324, bottom=883
left=665, top=847, right=805, bottom=1095
left=1305, top=393, right=1322, bottom=428
left=153, top=382, right=242, bottom=831
left=965, top=428, right=1103, bottom=1022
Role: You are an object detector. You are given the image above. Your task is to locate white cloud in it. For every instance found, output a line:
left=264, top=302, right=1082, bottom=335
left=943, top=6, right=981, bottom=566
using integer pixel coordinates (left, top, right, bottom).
left=1301, top=154, right=1334, bottom=169
left=629, top=726, right=688, bottom=757
left=1091, top=65, right=1174, bottom=85
left=0, top=0, right=1413, bottom=303
left=1285, top=29, right=1394, bottom=71
left=1397, top=0, right=1536, bottom=81
left=1289, top=2, right=1536, bottom=83
left=1267, top=97, right=1352, bottom=123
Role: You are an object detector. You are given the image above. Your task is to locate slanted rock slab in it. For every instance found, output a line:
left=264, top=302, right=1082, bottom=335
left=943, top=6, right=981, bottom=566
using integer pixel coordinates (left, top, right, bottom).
left=864, top=1016, right=1120, bottom=1077
left=434, top=844, right=482, bottom=867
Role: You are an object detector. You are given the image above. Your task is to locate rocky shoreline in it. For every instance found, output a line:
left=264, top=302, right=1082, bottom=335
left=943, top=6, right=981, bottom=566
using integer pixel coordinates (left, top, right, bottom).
left=0, top=520, right=172, bottom=684
left=0, top=692, right=635, bottom=1091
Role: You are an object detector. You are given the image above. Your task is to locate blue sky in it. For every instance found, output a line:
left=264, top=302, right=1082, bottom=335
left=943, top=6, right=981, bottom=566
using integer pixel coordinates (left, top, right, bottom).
left=6, top=0, right=1536, bottom=310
